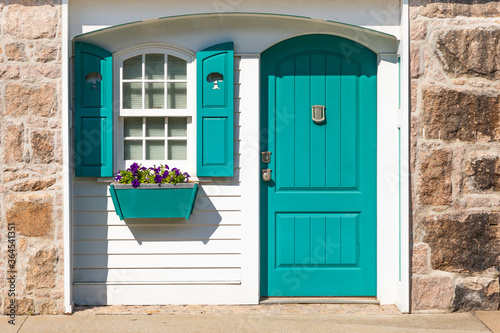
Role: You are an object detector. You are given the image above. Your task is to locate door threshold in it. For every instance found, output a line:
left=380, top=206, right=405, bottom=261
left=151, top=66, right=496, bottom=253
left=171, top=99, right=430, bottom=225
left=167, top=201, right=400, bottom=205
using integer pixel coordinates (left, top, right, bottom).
left=259, top=297, right=379, bottom=305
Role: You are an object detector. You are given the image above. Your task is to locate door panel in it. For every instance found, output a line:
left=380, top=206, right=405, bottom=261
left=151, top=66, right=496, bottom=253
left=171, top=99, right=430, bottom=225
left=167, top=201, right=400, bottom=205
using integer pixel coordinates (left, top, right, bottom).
left=260, top=34, right=377, bottom=296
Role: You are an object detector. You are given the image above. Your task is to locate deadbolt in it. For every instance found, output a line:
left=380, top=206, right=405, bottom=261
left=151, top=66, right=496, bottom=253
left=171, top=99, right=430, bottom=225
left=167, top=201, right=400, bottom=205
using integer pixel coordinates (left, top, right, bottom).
left=262, top=169, right=272, bottom=182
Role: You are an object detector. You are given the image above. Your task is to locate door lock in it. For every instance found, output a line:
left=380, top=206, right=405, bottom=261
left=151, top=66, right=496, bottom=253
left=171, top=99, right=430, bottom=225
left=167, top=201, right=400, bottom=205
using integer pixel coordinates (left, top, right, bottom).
left=262, top=169, right=272, bottom=182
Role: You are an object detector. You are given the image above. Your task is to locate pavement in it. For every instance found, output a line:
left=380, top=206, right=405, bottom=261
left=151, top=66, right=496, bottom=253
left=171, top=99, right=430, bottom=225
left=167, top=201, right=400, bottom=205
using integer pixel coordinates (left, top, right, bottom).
left=0, top=305, right=499, bottom=332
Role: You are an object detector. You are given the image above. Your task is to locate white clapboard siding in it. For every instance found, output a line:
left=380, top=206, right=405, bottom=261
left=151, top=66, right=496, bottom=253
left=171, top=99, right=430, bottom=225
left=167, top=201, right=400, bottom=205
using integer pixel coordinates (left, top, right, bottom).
left=74, top=210, right=242, bottom=226
left=74, top=268, right=241, bottom=283
left=72, top=56, right=245, bottom=302
left=73, top=195, right=241, bottom=212
left=74, top=254, right=241, bottom=269
left=74, top=239, right=242, bottom=255
left=73, top=285, right=244, bottom=306
left=73, top=225, right=241, bottom=241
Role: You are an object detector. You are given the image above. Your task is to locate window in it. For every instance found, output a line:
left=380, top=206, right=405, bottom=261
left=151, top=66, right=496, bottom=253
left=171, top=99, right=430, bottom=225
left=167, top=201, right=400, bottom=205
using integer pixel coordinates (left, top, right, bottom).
left=74, top=41, right=233, bottom=178
left=114, top=46, right=196, bottom=172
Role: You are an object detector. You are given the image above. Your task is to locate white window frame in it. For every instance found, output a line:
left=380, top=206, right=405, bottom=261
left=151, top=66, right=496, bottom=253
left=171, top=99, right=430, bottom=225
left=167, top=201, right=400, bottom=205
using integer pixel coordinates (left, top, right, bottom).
left=113, top=43, right=197, bottom=173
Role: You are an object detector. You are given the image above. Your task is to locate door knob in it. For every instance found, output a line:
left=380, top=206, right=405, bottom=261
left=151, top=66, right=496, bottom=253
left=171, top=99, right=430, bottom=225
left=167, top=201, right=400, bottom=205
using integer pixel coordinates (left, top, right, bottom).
left=262, top=169, right=272, bottom=182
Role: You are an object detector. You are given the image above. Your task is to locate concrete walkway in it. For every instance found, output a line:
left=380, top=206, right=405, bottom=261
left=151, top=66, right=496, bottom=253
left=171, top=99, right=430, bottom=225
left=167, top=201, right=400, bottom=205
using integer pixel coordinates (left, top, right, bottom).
left=1, top=308, right=499, bottom=332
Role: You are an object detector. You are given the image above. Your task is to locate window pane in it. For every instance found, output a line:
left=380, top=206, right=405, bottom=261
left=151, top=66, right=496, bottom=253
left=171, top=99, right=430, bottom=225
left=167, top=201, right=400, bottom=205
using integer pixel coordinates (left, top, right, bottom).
left=124, top=117, right=143, bottom=137
left=124, top=140, right=142, bottom=160
left=168, top=117, right=187, bottom=137
left=146, top=140, right=165, bottom=160
left=167, top=83, right=187, bottom=109
left=167, top=55, right=187, bottom=80
left=123, top=82, right=142, bottom=109
left=145, top=54, right=165, bottom=80
left=168, top=140, right=187, bottom=160
left=145, top=82, right=165, bottom=109
left=123, top=55, right=142, bottom=80
left=146, top=118, right=165, bottom=137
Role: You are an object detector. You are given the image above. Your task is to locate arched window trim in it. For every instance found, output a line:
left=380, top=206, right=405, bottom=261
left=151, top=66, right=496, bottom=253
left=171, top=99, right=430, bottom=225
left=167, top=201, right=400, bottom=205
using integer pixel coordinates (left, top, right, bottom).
left=113, top=42, right=196, bottom=174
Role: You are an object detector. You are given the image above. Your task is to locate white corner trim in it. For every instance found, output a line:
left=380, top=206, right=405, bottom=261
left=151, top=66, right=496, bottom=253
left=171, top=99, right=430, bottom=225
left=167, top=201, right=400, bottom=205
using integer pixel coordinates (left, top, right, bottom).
left=396, top=0, right=410, bottom=314
left=62, top=0, right=73, bottom=315
left=239, top=55, right=261, bottom=304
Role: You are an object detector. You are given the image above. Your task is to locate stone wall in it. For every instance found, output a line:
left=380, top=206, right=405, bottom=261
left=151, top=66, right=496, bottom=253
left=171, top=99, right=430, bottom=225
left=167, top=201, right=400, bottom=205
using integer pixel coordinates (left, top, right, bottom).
left=410, top=0, right=500, bottom=312
left=0, top=0, right=63, bottom=315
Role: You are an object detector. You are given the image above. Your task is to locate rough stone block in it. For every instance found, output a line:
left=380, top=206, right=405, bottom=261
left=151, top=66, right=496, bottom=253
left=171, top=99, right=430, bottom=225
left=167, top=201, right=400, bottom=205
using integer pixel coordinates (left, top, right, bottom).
left=412, top=275, right=454, bottom=310
left=30, top=130, right=55, bottom=163
left=0, top=65, right=20, bottom=79
left=5, top=42, right=27, bottom=62
left=26, top=249, right=57, bottom=291
left=423, top=212, right=500, bottom=273
left=410, top=43, right=421, bottom=78
left=465, top=155, right=500, bottom=192
left=31, top=43, right=59, bottom=63
left=22, top=64, right=61, bottom=79
left=417, top=148, right=453, bottom=206
left=422, top=85, right=499, bottom=142
left=413, top=243, right=430, bottom=274
left=37, top=299, right=58, bottom=315
left=5, top=83, right=57, bottom=118
left=5, top=193, right=54, bottom=238
left=11, top=177, right=56, bottom=191
left=3, top=172, right=29, bottom=182
left=452, top=277, right=500, bottom=311
left=436, top=27, right=500, bottom=80
left=410, top=20, right=428, bottom=40
left=411, top=82, right=418, bottom=113
left=419, top=1, right=500, bottom=18
left=13, top=297, right=34, bottom=315
left=6, top=4, right=58, bottom=39
left=2, top=122, right=24, bottom=163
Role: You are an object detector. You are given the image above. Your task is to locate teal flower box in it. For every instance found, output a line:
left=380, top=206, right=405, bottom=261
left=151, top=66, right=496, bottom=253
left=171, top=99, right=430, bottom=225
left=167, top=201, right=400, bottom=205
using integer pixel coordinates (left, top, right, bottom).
left=109, top=183, right=199, bottom=220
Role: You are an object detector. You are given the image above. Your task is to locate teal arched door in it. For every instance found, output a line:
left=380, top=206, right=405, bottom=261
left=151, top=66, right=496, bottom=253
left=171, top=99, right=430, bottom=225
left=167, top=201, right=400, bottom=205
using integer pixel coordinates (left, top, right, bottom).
left=260, top=34, right=377, bottom=296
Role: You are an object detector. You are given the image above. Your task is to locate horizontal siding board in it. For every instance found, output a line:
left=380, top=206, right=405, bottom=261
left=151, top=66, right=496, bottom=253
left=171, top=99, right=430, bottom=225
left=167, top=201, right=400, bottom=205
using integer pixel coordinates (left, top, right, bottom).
left=74, top=254, right=241, bottom=269
left=74, top=210, right=242, bottom=226
left=74, top=183, right=242, bottom=198
left=73, top=225, right=241, bottom=241
left=74, top=195, right=241, bottom=212
left=73, top=181, right=110, bottom=197
left=74, top=239, right=241, bottom=255
left=194, top=196, right=241, bottom=211
left=73, top=284, right=244, bottom=305
left=73, top=268, right=241, bottom=283
left=198, top=184, right=240, bottom=196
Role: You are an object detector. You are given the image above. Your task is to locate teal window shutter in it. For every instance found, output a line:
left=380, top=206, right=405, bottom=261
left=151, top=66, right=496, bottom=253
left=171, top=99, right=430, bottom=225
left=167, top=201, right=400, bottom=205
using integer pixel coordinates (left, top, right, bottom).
left=74, top=42, right=113, bottom=177
left=196, top=42, right=234, bottom=177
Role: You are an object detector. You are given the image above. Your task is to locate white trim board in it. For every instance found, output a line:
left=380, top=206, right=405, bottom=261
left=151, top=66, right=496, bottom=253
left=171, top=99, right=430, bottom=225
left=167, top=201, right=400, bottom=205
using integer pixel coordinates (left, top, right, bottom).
left=62, top=0, right=73, bottom=315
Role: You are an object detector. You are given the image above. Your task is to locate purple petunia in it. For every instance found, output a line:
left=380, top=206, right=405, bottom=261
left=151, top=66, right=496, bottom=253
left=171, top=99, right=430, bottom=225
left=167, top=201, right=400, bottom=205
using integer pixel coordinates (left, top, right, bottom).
left=115, top=175, right=122, bottom=181
left=154, top=174, right=163, bottom=183
left=131, top=179, right=140, bottom=188
left=129, top=162, right=140, bottom=174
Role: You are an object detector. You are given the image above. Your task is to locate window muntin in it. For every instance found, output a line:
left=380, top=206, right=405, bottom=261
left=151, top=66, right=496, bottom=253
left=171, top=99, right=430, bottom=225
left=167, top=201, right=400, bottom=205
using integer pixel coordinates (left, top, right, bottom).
left=116, top=46, right=195, bottom=172
left=123, top=116, right=188, bottom=161
left=122, top=54, right=187, bottom=110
